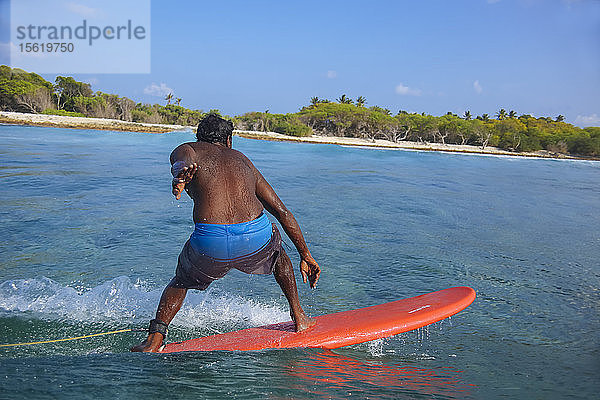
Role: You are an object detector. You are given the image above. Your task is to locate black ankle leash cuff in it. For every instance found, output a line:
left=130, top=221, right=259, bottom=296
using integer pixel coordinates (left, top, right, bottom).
left=148, top=318, right=168, bottom=337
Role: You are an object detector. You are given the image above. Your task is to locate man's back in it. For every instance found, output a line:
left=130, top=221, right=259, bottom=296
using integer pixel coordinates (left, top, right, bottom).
left=171, top=141, right=264, bottom=224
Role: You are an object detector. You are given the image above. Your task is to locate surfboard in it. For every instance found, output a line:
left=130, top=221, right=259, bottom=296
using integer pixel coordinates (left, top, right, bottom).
left=160, top=286, right=475, bottom=353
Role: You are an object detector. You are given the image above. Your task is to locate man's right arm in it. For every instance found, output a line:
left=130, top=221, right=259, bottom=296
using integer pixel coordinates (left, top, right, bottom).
left=253, top=167, right=321, bottom=288
left=170, top=143, right=197, bottom=200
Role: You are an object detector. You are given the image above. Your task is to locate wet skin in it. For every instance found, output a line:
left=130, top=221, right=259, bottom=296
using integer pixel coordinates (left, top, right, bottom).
left=131, top=136, right=320, bottom=352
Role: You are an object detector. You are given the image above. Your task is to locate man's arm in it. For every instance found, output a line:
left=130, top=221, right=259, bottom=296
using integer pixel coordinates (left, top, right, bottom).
left=170, top=144, right=198, bottom=200
left=254, top=168, right=321, bottom=288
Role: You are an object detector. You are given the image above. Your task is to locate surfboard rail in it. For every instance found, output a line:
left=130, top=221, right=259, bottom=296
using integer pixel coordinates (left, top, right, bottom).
left=160, top=286, right=476, bottom=353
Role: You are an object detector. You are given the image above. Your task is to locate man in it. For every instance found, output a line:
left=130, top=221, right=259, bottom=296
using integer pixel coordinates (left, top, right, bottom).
left=131, top=114, right=321, bottom=352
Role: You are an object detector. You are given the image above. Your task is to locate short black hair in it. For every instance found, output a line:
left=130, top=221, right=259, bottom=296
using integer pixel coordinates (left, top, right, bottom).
left=196, top=114, right=233, bottom=145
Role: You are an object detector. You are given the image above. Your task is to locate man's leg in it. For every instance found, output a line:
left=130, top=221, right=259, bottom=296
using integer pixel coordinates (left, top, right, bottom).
left=273, top=248, right=316, bottom=332
left=130, top=282, right=188, bottom=352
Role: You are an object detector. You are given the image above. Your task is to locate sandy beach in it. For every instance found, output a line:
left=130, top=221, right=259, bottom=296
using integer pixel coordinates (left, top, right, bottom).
left=0, top=111, right=189, bottom=134
left=0, top=111, right=577, bottom=159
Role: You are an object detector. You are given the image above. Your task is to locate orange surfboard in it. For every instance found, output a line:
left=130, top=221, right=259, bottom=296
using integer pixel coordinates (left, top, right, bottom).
left=160, top=286, right=476, bottom=353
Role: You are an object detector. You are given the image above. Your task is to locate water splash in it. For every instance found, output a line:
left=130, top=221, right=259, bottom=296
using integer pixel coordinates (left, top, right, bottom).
left=365, top=338, right=386, bottom=357
left=0, top=277, right=289, bottom=330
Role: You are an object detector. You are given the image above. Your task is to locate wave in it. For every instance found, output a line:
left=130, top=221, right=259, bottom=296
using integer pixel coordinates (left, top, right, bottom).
left=0, top=276, right=289, bottom=330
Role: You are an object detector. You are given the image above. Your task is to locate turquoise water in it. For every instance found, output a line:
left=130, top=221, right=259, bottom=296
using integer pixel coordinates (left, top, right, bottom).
left=0, top=124, right=598, bottom=399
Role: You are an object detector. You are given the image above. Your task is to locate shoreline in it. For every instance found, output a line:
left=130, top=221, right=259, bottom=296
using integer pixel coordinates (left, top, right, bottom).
left=234, top=130, right=572, bottom=160
left=0, top=111, right=188, bottom=133
left=1, top=111, right=593, bottom=161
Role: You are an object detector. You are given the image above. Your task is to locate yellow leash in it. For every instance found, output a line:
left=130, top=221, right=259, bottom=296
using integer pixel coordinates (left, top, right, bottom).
left=0, top=328, right=136, bottom=347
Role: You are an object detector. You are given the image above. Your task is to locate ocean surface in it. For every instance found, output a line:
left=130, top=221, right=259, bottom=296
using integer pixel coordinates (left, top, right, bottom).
left=0, top=124, right=598, bottom=399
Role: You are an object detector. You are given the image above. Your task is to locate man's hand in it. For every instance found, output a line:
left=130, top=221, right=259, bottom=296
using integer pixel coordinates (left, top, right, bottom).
left=172, top=162, right=198, bottom=200
left=300, top=254, right=321, bottom=289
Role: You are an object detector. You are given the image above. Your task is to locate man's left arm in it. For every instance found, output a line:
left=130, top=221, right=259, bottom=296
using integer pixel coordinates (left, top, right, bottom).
left=253, top=166, right=321, bottom=288
left=170, top=144, right=197, bottom=200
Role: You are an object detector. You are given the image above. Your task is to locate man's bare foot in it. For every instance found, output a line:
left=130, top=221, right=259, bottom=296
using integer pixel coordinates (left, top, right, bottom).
left=130, top=333, right=164, bottom=352
left=292, top=313, right=317, bottom=332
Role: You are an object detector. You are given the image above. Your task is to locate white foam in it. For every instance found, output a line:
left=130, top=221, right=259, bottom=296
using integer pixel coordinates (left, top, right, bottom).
left=173, top=289, right=289, bottom=329
left=365, top=338, right=386, bottom=357
left=0, top=277, right=289, bottom=330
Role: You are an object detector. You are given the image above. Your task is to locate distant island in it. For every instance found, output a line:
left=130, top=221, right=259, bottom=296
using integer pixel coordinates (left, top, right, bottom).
left=1, top=65, right=598, bottom=159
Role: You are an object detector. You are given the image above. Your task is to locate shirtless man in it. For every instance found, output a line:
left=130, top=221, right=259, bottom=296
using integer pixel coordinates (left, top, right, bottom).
left=131, top=114, right=321, bottom=352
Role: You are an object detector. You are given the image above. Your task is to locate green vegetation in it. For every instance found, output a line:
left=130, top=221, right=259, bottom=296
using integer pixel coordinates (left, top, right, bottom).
left=0, top=65, right=598, bottom=157
left=0, top=65, right=213, bottom=127
left=238, top=99, right=599, bottom=157
left=0, top=65, right=54, bottom=113
left=235, top=112, right=311, bottom=137
left=42, top=109, right=85, bottom=117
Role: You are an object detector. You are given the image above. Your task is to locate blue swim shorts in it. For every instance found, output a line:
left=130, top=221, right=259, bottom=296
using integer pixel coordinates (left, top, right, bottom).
left=171, top=213, right=282, bottom=290
left=189, top=212, right=273, bottom=260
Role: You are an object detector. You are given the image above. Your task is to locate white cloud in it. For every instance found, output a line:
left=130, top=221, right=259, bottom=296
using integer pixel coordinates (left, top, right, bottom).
left=327, top=70, right=337, bottom=79
left=65, top=2, right=101, bottom=17
left=143, top=83, right=174, bottom=97
left=574, top=114, right=600, bottom=127
left=395, top=83, right=421, bottom=96
left=473, top=80, right=483, bottom=94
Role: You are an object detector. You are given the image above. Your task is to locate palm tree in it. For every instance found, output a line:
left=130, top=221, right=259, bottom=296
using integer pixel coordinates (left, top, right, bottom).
left=356, top=96, right=366, bottom=107
left=509, top=110, right=517, bottom=118
left=479, top=113, right=490, bottom=122
left=556, top=115, right=565, bottom=122
left=463, top=110, right=472, bottom=120
left=262, top=110, right=271, bottom=132
left=337, top=94, right=353, bottom=104
left=165, top=92, right=173, bottom=105
left=175, top=97, right=182, bottom=106
left=496, top=109, right=507, bottom=120
left=310, top=97, right=319, bottom=107
left=371, top=106, right=391, bottom=115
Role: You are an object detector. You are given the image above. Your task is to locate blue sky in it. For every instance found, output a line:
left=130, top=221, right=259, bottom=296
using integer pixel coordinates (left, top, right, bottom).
left=2, top=0, right=599, bottom=126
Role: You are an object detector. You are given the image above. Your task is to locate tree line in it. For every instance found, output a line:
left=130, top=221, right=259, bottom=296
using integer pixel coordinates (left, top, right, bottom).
left=1, top=66, right=598, bottom=157
left=236, top=96, right=600, bottom=157
left=0, top=66, right=211, bottom=126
